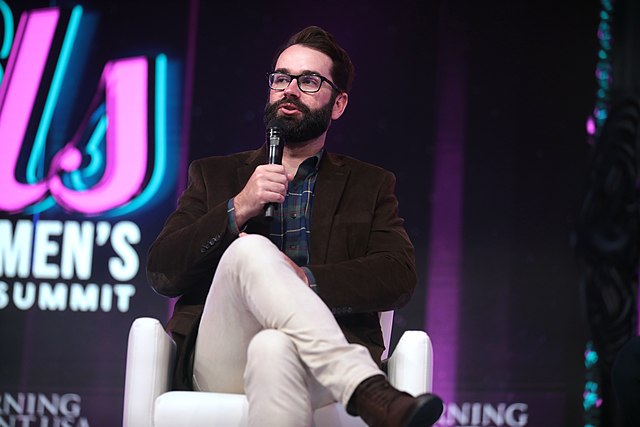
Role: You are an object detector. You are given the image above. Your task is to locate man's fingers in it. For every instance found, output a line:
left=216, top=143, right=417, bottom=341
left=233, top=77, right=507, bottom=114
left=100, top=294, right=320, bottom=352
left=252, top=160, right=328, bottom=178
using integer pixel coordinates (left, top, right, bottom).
left=255, top=180, right=287, bottom=202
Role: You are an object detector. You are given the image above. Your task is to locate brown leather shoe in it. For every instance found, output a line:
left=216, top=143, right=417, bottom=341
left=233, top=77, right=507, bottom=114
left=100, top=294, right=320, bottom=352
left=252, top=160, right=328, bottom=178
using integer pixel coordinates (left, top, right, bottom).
left=348, top=375, right=443, bottom=427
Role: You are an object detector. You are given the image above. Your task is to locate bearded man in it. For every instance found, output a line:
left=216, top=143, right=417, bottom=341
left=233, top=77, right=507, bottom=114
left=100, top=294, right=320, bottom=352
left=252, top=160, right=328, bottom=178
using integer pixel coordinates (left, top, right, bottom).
left=147, top=26, right=443, bottom=427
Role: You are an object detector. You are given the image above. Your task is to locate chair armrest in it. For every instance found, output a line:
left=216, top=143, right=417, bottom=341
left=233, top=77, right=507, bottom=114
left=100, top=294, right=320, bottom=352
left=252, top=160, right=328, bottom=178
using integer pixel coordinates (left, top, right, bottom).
left=123, top=317, right=176, bottom=427
left=387, top=330, right=433, bottom=396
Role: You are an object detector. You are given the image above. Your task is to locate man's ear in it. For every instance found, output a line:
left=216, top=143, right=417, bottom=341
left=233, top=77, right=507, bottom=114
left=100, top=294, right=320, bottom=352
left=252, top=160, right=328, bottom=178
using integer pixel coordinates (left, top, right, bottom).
left=331, top=92, right=349, bottom=120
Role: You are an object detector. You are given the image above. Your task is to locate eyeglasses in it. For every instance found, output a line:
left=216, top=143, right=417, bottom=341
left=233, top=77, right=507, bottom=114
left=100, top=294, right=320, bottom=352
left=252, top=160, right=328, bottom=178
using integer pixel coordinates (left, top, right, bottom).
left=267, top=71, right=340, bottom=94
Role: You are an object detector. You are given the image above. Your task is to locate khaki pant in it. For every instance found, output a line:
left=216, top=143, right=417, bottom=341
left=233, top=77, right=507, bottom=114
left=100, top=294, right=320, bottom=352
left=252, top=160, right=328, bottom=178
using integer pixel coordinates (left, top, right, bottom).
left=193, top=234, right=381, bottom=427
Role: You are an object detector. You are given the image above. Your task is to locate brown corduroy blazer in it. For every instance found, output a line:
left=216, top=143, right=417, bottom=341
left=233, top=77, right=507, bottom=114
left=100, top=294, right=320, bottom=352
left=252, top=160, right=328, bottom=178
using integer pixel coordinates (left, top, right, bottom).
left=146, top=147, right=417, bottom=390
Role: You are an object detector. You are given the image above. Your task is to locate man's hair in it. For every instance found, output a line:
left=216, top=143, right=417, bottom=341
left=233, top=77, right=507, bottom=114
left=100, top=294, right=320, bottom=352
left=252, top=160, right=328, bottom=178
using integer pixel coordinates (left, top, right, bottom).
left=274, top=26, right=354, bottom=94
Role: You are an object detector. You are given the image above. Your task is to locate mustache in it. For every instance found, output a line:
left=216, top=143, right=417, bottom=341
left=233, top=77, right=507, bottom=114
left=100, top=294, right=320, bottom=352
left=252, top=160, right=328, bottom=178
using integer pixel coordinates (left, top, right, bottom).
left=267, top=97, right=311, bottom=115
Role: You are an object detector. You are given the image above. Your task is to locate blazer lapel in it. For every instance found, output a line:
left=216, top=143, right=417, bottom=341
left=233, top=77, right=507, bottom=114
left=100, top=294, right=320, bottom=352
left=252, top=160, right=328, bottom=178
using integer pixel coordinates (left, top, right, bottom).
left=310, top=152, right=350, bottom=264
left=237, top=147, right=265, bottom=189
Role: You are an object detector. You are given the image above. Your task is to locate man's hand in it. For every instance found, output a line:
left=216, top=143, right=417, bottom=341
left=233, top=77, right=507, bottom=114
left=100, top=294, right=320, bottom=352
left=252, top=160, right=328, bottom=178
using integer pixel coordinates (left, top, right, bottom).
left=234, top=165, right=293, bottom=228
left=283, top=255, right=310, bottom=286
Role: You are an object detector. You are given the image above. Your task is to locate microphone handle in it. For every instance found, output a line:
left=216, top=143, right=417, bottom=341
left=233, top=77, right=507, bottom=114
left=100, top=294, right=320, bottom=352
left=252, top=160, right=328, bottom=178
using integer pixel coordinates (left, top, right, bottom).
left=265, top=203, right=276, bottom=218
left=264, top=136, right=281, bottom=219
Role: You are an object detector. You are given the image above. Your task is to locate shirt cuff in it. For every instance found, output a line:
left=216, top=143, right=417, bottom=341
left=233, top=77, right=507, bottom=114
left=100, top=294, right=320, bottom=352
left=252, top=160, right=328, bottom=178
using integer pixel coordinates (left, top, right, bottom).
left=227, top=198, right=241, bottom=236
left=301, top=267, right=318, bottom=293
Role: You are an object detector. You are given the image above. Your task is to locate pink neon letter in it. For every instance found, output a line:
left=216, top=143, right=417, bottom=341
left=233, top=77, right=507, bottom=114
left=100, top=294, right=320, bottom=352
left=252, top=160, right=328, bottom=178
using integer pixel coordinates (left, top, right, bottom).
left=0, top=7, right=151, bottom=216
left=0, top=8, right=59, bottom=212
left=48, top=58, right=149, bottom=214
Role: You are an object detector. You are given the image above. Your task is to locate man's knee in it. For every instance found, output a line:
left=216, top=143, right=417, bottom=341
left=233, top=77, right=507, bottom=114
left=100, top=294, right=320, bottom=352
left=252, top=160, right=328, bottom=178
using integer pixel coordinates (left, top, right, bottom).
left=230, top=234, right=273, bottom=253
left=247, top=329, right=297, bottom=364
left=222, top=234, right=278, bottom=271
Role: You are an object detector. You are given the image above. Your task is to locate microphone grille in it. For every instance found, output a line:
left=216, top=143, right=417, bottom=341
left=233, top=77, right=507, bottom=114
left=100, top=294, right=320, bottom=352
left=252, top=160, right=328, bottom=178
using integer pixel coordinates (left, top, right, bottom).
left=267, top=118, right=284, bottom=130
left=266, top=118, right=285, bottom=139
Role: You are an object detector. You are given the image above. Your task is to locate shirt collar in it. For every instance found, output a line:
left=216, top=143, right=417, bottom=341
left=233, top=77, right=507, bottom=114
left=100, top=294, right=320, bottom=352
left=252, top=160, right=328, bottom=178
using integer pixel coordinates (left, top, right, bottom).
left=294, top=149, right=323, bottom=180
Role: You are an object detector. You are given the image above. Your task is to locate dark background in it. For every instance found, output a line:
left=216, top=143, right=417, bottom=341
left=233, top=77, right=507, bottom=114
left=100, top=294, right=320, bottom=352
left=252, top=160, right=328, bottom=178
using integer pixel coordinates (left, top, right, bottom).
left=0, top=1, right=601, bottom=425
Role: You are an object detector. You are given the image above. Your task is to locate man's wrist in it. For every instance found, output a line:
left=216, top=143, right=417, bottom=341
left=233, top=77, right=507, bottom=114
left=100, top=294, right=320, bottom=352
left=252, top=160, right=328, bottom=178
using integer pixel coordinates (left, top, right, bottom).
left=227, top=198, right=241, bottom=235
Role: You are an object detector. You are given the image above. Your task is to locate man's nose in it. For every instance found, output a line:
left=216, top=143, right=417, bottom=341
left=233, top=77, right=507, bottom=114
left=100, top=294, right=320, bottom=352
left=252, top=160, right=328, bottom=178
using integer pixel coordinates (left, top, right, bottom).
left=283, top=77, right=301, bottom=97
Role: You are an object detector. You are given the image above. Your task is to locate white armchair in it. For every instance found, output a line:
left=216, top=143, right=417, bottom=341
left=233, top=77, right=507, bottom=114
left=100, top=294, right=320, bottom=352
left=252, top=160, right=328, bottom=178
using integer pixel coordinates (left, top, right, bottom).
left=122, top=312, right=433, bottom=427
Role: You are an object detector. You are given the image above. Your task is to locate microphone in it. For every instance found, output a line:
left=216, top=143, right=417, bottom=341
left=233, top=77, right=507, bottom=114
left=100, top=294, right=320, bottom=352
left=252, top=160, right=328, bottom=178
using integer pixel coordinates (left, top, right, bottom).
left=265, top=118, right=285, bottom=218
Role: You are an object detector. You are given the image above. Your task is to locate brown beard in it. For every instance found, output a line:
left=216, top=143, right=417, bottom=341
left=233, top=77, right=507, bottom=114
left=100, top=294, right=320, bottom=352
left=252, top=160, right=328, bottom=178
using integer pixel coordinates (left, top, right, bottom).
left=263, top=94, right=336, bottom=144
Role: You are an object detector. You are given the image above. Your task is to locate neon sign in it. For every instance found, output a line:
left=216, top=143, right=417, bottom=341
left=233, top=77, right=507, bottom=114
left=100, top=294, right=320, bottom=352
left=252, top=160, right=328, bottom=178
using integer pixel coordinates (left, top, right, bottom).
left=0, top=4, right=170, bottom=216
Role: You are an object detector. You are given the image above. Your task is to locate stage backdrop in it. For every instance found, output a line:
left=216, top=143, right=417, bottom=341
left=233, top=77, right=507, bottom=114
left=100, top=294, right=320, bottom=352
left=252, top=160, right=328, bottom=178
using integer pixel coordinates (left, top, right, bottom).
left=0, top=1, right=599, bottom=426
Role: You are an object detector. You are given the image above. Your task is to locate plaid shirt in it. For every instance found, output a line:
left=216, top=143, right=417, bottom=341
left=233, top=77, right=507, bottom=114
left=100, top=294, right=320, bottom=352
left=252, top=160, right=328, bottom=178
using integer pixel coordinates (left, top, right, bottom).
left=227, top=150, right=322, bottom=289
left=269, top=152, right=321, bottom=266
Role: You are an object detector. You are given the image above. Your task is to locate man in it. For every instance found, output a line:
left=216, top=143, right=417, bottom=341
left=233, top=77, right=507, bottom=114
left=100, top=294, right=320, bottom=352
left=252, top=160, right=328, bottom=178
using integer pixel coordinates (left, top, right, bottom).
left=147, top=26, right=443, bottom=427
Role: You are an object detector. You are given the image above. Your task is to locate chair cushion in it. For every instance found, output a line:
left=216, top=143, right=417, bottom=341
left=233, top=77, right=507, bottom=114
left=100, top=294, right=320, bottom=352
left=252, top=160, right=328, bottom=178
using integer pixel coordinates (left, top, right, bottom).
left=154, top=391, right=249, bottom=427
left=154, top=391, right=369, bottom=427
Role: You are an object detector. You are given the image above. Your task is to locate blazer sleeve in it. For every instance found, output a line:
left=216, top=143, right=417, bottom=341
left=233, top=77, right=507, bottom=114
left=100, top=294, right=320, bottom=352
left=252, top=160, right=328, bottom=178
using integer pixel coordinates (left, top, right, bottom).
left=146, top=160, right=237, bottom=297
left=307, top=171, right=417, bottom=314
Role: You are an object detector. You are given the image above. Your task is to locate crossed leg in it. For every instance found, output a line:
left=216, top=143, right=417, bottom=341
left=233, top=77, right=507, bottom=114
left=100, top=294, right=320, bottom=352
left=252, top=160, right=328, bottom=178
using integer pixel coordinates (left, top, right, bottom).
left=192, top=234, right=382, bottom=426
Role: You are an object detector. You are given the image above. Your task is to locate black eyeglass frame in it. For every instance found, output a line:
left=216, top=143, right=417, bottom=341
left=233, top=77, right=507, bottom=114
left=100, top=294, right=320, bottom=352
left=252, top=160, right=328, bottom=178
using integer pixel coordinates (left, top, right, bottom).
left=267, top=71, right=341, bottom=94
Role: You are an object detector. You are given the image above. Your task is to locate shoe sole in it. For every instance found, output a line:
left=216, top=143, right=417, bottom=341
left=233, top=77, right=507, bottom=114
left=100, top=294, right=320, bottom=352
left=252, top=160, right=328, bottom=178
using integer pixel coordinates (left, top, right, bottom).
left=404, top=394, right=444, bottom=427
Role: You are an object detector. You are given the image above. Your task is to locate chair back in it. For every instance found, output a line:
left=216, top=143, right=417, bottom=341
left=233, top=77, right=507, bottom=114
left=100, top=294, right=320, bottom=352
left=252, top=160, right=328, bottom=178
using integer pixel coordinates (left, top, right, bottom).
left=379, top=311, right=394, bottom=360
